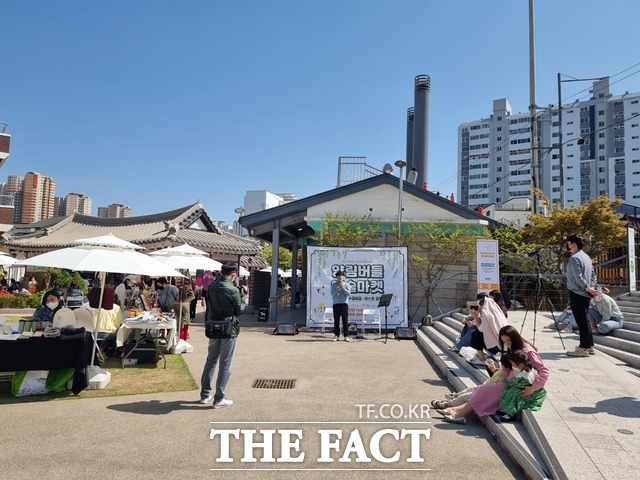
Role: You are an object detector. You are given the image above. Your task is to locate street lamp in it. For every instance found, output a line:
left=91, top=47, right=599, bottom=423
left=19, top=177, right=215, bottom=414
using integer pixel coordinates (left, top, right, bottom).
left=394, top=160, right=407, bottom=246
left=234, top=207, right=245, bottom=237
left=557, top=73, right=607, bottom=208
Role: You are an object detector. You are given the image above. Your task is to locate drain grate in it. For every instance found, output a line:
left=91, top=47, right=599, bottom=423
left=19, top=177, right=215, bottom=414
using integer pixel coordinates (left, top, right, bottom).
left=252, top=379, right=296, bottom=389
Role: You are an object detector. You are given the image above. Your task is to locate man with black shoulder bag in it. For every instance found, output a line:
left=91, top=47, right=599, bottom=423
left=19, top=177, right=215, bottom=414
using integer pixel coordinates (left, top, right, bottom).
left=199, top=263, right=244, bottom=408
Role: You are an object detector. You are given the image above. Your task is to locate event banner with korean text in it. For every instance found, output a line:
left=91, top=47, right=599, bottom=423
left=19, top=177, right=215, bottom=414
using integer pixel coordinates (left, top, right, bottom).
left=476, top=239, right=500, bottom=293
left=306, top=246, right=408, bottom=329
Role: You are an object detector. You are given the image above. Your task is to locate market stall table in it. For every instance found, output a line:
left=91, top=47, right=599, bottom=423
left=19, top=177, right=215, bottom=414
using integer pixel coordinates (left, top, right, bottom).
left=116, top=313, right=176, bottom=369
left=0, top=332, right=95, bottom=394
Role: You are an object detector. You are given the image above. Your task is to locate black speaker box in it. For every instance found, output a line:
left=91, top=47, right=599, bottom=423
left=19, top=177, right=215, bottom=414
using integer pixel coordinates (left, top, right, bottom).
left=273, top=323, right=298, bottom=335
left=395, top=327, right=417, bottom=340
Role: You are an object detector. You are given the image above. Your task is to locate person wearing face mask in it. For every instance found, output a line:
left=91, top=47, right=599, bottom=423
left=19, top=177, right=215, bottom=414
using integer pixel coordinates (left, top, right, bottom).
left=30, top=290, right=63, bottom=327
left=156, top=277, right=180, bottom=313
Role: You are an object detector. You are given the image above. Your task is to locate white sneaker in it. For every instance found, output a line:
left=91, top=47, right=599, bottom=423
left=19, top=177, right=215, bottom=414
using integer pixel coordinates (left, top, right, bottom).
left=213, top=398, right=233, bottom=409
left=344, top=336, right=351, bottom=342
left=199, top=395, right=212, bottom=404
left=333, top=336, right=339, bottom=342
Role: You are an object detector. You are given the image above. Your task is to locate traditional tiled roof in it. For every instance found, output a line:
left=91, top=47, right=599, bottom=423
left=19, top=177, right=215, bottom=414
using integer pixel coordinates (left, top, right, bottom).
left=2, top=201, right=262, bottom=257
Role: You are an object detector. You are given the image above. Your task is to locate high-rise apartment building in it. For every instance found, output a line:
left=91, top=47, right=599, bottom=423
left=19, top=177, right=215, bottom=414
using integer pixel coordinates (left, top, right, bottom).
left=458, top=78, right=640, bottom=210
left=100, top=203, right=131, bottom=218
left=63, top=192, right=92, bottom=215
left=17, top=172, right=56, bottom=224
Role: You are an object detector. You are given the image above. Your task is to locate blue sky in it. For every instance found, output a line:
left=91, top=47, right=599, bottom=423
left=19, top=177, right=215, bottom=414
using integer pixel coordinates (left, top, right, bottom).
left=2, top=0, right=640, bottom=224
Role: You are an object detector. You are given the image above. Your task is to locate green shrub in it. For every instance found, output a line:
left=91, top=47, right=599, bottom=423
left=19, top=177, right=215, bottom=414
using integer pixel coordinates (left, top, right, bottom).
left=0, top=293, right=43, bottom=309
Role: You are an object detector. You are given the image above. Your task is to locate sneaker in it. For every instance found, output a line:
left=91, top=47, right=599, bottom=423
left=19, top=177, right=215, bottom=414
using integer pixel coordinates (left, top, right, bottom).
left=587, top=347, right=596, bottom=355
left=561, top=326, right=574, bottom=333
left=213, top=398, right=233, bottom=409
left=333, top=336, right=339, bottom=342
left=344, top=336, right=351, bottom=342
left=199, top=395, right=212, bottom=404
left=500, top=414, right=514, bottom=422
left=567, top=347, right=590, bottom=357
left=444, top=392, right=456, bottom=400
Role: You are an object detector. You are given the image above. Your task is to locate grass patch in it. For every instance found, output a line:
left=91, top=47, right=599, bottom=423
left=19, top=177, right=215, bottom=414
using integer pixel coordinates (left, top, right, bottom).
left=0, top=354, right=198, bottom=404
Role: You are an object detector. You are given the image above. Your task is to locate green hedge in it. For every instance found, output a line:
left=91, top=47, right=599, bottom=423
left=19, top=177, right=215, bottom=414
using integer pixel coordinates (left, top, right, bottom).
left=0, top=294, right=43, bottom=309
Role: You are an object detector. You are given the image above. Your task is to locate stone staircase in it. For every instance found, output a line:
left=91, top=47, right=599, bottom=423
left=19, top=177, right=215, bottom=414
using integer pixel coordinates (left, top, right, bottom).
left=592, top=291, right=640, bottom=368
left=417, top=312, right=557, bottom=479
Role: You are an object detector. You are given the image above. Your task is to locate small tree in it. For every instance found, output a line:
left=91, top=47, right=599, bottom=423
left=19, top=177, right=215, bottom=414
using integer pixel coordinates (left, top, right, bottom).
left=400, top=222, right=489, bottom=315
left=524, top=193, right=627, bottom=271
left=316, top=213, right=382, bottom=247
left=258, top=245, right=293, bottom=271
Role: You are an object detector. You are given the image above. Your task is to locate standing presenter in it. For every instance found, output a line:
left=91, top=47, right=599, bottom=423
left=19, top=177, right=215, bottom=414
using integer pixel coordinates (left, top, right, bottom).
left=331, top=270, right=351, bottom=342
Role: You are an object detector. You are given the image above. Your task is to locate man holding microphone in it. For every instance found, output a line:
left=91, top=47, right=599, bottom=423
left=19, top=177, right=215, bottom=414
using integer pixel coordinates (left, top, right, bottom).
left=331, top=270, right=351, bottom=342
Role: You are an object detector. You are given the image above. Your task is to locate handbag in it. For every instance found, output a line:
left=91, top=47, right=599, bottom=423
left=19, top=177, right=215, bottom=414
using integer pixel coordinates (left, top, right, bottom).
left=205, top=317, right=234, bottom=339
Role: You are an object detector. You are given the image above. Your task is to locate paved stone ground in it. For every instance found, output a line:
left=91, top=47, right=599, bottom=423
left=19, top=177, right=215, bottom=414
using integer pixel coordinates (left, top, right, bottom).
left=1, top=307, right=521, bottom=480
left=512, top=309, right=640, bottom=479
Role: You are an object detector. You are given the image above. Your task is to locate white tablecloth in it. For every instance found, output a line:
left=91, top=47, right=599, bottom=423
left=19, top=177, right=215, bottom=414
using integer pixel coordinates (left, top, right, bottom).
left=116, top=314, right=176, bottom=348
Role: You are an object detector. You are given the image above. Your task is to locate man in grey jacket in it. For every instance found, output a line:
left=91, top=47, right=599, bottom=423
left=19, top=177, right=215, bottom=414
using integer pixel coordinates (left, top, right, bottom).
left=565, top=234, right=599, bottom=357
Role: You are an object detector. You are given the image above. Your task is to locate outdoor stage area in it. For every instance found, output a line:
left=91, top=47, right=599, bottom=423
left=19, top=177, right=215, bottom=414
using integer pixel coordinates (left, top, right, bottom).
left=1, top=306, right=521, bottom=480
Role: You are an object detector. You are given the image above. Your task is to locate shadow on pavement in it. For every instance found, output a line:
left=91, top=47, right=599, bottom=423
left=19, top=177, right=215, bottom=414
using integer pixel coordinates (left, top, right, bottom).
left=570, top=396, right=640, bottom=418
left=107, top=399, right=207, bottom=415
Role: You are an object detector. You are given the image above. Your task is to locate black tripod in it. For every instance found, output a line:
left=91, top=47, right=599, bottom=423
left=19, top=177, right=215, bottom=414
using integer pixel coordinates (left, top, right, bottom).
left=520, top=250, right=565, bottom=348
left=375, top=293, right=393, bottom=344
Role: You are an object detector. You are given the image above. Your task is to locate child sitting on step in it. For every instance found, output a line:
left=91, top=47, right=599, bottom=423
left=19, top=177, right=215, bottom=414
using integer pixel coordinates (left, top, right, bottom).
left=431, top=353, right=513, bottom=410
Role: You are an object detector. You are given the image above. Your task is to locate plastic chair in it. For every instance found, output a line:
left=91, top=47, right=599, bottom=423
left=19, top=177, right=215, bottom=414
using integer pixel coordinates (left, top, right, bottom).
left=322, top=307, right=335, bottom=335
left=65, top=296, right=84, bottom=309
left=361, top=308, right=382, bottom=337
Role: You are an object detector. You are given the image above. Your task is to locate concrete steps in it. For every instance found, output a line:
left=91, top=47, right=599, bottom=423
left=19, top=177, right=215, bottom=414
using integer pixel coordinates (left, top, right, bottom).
left=416, top=317, right=555, bottom=479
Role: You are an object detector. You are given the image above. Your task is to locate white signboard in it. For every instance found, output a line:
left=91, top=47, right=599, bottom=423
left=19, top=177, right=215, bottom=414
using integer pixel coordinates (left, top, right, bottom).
left=476, top=239, right=500, bottom=293
left=629, top=227, right=636, bottom=292
left=306, top=246, right=408, bottom=330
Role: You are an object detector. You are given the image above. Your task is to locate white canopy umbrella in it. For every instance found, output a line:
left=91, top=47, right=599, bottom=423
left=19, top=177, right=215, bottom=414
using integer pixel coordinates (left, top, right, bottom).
left=282, top=269, right=302, bottom=278
left=238, top=266, right=250, bottom=277
left=16, top=233, right=184, bottom=388
left=259, top=266, right=285, bottom=275
left=149, top=243, right=224, bottom=335
left=149, top=244, right=223, bottom=272
left=0, top=252, right=18, bottom=267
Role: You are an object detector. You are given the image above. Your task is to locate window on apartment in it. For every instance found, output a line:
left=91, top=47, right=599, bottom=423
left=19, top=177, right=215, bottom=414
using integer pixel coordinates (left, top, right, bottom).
left=599, top=144, right=605, bottom=150
left=599, top=110, right=605, bottom=115
left=599, top=121, right=605, bottom=127
left=599, top=179, right=606, bottom=184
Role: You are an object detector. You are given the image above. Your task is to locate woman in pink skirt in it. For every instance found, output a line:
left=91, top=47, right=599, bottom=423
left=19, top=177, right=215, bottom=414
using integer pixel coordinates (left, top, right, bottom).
left=437, top=325, right=549, bottom=424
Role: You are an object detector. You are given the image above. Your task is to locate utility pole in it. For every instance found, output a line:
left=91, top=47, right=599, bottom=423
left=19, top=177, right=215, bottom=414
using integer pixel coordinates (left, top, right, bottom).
left=529, top=0, right=539, bottom=215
